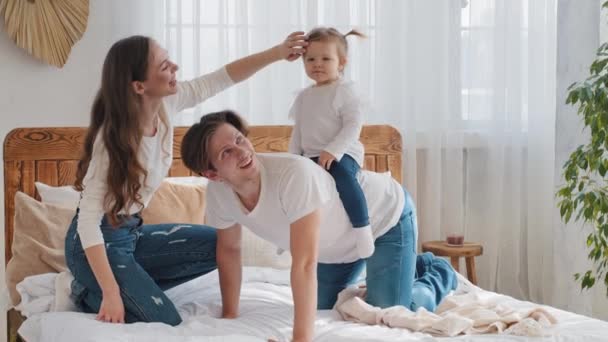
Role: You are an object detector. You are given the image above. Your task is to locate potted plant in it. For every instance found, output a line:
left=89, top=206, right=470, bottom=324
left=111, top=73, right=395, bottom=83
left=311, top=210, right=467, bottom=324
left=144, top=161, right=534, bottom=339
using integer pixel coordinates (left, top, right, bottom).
left=557, top=4, right=608, bottom=294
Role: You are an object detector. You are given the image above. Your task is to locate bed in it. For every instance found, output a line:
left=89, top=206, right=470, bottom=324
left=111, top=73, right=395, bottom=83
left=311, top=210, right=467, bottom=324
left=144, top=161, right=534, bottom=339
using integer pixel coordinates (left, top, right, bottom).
left=3, top=125, right=401, bottom=341
left=4, top=125, right=608, bottom=341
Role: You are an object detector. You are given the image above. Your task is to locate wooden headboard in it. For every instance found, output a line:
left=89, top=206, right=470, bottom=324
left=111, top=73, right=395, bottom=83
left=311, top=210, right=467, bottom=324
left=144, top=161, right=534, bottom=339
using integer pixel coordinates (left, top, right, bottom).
left=3, top=125, right=402, bottom=264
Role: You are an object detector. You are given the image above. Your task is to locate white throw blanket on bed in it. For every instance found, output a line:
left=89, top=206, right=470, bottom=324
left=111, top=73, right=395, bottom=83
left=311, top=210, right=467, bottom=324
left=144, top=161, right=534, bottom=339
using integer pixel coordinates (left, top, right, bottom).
left=18, top=268, right=608, bottom=342
left=334, top=278, right=557, bottom=337
left=17, top=269, right=557, bottom=338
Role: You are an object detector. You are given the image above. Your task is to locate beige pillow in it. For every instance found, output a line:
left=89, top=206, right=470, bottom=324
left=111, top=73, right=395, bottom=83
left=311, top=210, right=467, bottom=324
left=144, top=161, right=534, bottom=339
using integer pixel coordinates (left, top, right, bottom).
left=6, top=192, right=73, bottom=305
left=141, top=181, right=206, bottom=225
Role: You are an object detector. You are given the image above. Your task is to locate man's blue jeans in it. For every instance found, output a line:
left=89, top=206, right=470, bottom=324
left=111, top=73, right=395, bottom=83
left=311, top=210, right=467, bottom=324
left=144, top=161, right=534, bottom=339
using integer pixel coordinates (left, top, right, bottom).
left=65, top=212, right=218, bottom=325
left=317, top=189, right=458, bottom=311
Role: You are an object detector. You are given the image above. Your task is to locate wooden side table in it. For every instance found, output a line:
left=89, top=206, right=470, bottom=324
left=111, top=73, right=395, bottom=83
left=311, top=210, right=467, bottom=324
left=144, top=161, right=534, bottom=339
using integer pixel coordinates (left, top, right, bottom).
left=421, top=241, right=483, bottom=285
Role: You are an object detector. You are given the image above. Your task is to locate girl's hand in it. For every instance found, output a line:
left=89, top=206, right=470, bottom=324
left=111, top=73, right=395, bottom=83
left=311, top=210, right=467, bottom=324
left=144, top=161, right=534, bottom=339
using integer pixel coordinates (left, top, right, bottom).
left=276, top=31, right=308, bottom=61
left=97, top=289, right=125, bottom=323
left=359, top=284, right=367, bottom=299
left=318, top=151, right=336, bottom=170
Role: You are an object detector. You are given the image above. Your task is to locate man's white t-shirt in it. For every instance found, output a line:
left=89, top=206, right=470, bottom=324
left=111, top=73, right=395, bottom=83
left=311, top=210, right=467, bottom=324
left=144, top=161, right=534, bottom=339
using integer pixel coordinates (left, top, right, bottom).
left=205, top=153, right=405, bottom=263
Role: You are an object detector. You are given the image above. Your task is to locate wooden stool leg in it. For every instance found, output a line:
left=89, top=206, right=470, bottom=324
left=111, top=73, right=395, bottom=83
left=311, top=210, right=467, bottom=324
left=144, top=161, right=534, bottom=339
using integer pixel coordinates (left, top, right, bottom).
left=465, top=256, right=477, bottom=285
left=450, top=256, right=460, bottom=272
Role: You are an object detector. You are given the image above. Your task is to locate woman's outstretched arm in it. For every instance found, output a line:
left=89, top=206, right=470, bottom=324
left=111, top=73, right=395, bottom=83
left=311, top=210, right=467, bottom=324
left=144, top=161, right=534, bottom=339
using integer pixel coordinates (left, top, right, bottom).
left=225, top=31, right=308, bottom=82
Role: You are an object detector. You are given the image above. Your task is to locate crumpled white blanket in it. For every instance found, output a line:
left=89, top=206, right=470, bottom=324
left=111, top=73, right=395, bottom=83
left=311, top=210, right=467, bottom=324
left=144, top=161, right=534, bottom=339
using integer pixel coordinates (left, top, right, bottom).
left=334, top=275, right=557, bottom=337
left=16, top=271, right=78, bottom=317
left=15, top=267, right=290, bottom=318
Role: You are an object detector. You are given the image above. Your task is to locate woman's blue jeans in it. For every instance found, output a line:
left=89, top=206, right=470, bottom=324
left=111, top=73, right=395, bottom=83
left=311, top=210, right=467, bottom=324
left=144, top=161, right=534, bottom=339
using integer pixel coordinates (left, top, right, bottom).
left=65, top=212, right=218, bottom=326
left=317, top=189, right=458, bottom=311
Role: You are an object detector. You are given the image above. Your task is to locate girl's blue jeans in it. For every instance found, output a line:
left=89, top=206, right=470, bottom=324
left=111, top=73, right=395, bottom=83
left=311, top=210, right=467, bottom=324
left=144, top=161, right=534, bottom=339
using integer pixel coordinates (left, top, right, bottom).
left=311, top=154, right=370, bottom=228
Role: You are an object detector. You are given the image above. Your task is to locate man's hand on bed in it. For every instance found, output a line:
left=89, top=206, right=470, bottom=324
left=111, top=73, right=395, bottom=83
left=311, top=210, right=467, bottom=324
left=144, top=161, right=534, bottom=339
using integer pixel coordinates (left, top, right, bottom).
left=217, top=224, right=243, bottom=320
left=97, top=290, right=125, bottom=323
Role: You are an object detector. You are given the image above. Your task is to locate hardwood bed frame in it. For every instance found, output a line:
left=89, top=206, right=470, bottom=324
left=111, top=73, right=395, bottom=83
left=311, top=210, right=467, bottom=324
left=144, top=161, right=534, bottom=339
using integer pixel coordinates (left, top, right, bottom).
left=3, top=125, right=402, bottom=342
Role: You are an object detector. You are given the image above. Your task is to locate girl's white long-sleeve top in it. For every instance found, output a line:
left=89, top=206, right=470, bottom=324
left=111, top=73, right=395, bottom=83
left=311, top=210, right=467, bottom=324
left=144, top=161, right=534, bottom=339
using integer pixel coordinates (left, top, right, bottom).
left=288, top=79, right=365, bottom=166
left=76, top=67, right=234, bottom=249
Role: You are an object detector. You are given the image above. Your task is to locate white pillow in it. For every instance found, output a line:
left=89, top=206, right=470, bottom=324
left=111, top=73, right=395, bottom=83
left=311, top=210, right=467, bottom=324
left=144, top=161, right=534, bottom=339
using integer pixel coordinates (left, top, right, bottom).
left=35, top=182, right=80, bottom=210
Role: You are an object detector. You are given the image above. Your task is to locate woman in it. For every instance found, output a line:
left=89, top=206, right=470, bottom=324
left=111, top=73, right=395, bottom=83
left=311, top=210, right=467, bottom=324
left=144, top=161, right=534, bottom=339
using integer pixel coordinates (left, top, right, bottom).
left=180, top=110, right=458, bottom=341
left=65, top=33, right=308, bottom=326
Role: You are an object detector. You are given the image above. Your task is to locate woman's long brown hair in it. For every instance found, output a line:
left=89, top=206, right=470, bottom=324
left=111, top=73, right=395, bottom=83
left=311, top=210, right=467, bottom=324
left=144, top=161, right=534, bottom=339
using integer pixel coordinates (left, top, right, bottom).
left=75, top=35, right=155, bottom=226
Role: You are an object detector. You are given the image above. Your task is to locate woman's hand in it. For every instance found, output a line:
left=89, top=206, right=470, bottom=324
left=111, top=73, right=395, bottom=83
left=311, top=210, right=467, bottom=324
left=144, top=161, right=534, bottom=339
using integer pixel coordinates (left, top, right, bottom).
left=97, top=289, right=125, bottom=323
left=318, top=151, right=336, bottom=170
left=276, top=31, right=308, bottom=61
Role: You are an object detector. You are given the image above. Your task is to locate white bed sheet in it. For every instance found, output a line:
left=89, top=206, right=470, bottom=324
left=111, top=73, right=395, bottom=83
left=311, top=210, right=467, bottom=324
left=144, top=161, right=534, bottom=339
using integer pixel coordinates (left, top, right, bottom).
left=16, top=267, right=608, bottom=342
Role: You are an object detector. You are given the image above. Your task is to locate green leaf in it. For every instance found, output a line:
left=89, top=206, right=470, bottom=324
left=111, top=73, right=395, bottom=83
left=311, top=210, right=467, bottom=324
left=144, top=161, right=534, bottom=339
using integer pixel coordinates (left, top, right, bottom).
left=565, top=166, right=577, bottom=181
left=578, top=157, right=589, bottom=171
left=576, top=207, right=585, bottom=221
left=591, top=59, right=608, bottom=75
left=560, top=202, right=567, bottom=217
left=567, top=90, right=580, bottom=105
left=582, top=271, right=596, bottom=290
left=587, top=192, right=597, bottom=204
left=601, top=224, right=608, bottom=238
left=557, top=187, right=571, bottom=198
left=585, top=207, right=594, bottom=220
left=577, top=192, right=586, bottom=203
left=585, top=87, right=594, bottom=102
left=595, top=247, right=602, bottom=261
left=565, top=207, right=573, bottom=223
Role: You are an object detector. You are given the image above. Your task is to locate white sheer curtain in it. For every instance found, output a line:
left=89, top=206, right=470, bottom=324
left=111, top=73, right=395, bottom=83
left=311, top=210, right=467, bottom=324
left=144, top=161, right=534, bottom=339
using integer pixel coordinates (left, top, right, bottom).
left=149, top=0, right=557, bottom=305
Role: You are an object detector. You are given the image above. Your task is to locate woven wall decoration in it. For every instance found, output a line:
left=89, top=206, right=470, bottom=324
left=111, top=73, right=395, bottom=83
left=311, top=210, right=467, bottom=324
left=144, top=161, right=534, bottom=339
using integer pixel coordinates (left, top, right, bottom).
left=0, top=0, right=89, bottom=68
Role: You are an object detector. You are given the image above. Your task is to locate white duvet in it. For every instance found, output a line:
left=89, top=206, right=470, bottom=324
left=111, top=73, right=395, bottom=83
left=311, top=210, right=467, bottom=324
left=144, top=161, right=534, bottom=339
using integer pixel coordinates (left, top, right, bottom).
left=15, top=267, right=608, bottom=342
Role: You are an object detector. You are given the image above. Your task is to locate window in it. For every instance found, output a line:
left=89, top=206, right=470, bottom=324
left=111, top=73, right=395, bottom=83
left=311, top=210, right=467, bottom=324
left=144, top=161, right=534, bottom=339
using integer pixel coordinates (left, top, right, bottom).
left=460, top=0, right=529, bottom=128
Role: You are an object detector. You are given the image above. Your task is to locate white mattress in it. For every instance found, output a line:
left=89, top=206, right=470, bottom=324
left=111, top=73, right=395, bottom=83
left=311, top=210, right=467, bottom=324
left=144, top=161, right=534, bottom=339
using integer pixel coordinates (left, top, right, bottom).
left=16, top=267, right=608, bottom=342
